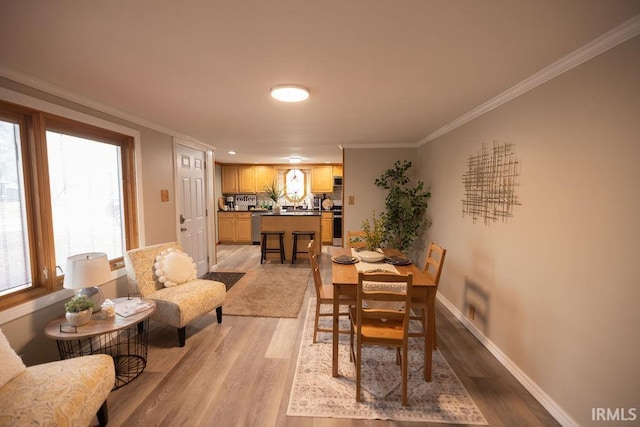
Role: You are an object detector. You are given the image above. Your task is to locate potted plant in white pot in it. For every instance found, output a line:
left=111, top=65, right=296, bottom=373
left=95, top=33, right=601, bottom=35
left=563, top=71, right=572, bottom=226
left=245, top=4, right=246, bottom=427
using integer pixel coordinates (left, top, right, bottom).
left=64, top=295, right=95, bottom=326
left=263, top=180, right=284, bottom=214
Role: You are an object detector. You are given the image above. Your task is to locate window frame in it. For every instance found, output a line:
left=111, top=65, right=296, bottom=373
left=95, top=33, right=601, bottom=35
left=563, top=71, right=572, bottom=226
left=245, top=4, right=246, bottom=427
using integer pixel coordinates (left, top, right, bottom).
left=0, top=100, right=138, bottom=310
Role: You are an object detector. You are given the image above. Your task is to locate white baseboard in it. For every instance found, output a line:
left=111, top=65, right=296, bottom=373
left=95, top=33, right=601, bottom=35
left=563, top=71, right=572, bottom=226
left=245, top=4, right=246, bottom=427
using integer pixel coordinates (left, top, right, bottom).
left=437, top=293, right=579, bottom=427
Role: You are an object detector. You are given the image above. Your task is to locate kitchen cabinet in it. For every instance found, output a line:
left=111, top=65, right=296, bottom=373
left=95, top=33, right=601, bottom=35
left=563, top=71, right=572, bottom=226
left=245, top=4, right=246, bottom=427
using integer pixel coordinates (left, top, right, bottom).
left=218, top=212, right=252, bottom=243
left=321, top=212, right=333, bottom=245
left=333, top=165, right=343, bottom=177
left=255, top=165, right=275, bottom=192
left=238, top=166, right=256, bottom=193
left=312, top=165, right=333, bottom=193
left=221, top=165, right=239, bottom=194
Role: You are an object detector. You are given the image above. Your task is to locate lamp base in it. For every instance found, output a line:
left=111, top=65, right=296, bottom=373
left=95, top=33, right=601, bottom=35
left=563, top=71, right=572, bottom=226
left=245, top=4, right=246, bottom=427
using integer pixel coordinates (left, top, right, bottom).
left=77, top=287, right=105, bottom=313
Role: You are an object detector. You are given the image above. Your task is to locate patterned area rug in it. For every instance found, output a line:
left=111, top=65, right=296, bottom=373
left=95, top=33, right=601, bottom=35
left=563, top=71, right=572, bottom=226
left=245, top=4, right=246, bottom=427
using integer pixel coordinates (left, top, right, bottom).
left=199, top=271, right=245, bottom=291
left=287, top=298, right=488, bottom=424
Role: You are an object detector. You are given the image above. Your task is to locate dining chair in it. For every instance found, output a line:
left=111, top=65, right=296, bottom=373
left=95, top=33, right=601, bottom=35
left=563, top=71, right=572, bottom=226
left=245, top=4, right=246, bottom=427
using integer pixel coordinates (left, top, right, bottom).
left=410, top=242, right=447, bottom=348
left=308, top=241, right=355, bottom=343
left=347, top=230, right=367, bottom=249
left=349, top=271, right=413, bottom=406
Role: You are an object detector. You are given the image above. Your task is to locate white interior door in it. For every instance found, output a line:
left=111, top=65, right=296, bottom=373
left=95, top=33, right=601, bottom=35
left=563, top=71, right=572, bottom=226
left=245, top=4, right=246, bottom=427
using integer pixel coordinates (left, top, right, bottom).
left=176, top=144, right=208, bottom=277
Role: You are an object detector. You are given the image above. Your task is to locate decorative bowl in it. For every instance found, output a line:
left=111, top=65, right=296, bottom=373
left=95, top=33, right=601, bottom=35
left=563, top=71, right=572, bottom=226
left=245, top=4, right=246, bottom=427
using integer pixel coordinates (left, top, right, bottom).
left=358, top=250, right=385, bottom=263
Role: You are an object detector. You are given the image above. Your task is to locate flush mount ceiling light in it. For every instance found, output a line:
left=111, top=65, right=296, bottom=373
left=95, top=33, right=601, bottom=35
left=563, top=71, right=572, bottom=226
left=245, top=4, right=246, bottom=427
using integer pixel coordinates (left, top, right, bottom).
left=289, top=156, right=302, bottom=163
left=270, top=85, right=309, bottom=102
left=228, top=150, right=237, bottom=155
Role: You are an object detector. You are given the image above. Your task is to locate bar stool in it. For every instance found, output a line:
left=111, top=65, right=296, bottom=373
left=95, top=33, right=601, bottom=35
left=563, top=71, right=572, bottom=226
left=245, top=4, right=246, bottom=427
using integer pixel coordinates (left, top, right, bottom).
left=260, top=231, right=285, bottom=264
left=291, top=231, right=316, bottom=264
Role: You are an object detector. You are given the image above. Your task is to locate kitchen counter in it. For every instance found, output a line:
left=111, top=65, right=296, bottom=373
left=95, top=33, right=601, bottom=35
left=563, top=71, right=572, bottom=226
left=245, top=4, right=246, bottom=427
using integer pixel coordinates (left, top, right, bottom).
left=260, top=211, right=321, bottom=216
left=261, top=214, right=322, bottom=262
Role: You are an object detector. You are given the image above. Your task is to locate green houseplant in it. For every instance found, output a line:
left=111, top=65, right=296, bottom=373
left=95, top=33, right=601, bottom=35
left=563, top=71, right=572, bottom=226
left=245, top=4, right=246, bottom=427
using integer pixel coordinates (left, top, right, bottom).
left=263, top=180, right=284, bottom=210
left=64, top=295, right=95, bottom=326
left=375, top=160, right=431, bottom=253
left=361, top=211, right=387, bottom=251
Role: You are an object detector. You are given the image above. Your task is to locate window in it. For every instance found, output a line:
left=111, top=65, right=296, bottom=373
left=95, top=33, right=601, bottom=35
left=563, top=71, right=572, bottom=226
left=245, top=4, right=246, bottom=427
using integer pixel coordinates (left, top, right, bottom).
left=284, top=169, right=307, bottom=203
left=0, top=100, right=138, bottom=308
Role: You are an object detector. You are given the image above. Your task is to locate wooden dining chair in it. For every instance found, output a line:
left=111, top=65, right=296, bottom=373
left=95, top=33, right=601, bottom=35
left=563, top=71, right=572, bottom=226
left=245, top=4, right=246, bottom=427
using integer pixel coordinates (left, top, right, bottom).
left=410, top=242, right=447, bottom=348
left=308, top=241, right=355, bottom=343
left=349, top=271, right=413, bottom=406
left=347, top=230, right=367, bottom=249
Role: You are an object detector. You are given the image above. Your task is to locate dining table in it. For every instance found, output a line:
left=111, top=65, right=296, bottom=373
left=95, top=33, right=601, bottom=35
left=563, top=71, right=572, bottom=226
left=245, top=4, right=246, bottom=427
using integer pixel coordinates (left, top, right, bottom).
left=331, top=246, right=437, bottom=381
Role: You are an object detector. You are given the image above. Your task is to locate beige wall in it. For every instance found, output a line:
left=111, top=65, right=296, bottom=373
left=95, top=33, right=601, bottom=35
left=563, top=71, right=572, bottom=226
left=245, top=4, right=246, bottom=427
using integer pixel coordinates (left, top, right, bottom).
left=417, top=36, right=640, bottom=426
left=343, top=147, right=417, bottom=242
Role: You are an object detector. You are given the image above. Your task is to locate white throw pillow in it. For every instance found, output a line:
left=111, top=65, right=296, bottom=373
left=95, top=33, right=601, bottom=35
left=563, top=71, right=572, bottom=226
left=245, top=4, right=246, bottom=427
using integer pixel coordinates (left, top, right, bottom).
left=0, top=328, right=26, bottom=388
left=154, top=248, right=197, bottom=287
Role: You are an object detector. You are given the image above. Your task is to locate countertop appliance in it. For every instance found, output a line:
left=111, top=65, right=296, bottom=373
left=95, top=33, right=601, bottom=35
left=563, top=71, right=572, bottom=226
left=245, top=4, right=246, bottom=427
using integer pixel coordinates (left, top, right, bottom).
left=225, top=196, right=235, bottom=210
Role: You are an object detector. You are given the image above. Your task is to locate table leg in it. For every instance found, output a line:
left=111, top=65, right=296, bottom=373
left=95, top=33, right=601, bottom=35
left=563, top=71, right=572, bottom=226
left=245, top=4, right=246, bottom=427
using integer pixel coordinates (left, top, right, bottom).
left=424, top=288, right=435, bottom=381
left=332, top=285, right=340, bottom=377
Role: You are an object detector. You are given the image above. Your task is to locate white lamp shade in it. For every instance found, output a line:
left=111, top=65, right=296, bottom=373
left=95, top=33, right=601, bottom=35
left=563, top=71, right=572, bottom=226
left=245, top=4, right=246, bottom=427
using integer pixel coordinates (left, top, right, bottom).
left=63, top=252, right=112, bottom=289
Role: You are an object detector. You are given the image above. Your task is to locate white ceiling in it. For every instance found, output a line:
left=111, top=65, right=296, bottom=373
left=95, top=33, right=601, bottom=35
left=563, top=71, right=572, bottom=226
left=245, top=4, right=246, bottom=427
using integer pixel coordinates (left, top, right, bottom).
left=1, top=1, right=639, bottom=164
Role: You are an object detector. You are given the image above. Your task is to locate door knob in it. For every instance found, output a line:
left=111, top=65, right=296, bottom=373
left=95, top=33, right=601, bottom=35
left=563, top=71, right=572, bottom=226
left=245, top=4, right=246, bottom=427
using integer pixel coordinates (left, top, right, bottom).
left=179, top=214, right=186, bottom=224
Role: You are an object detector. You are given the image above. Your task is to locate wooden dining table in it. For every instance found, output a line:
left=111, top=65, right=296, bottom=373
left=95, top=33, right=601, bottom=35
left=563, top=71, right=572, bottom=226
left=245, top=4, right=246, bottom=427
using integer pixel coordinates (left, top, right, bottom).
left=331, top=247, right=437, bottom=381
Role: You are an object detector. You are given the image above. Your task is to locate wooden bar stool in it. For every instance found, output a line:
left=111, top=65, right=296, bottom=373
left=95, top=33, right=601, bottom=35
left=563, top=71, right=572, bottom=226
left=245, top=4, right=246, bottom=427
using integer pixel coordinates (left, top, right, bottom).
left=260, top=231, right=285, bottom=264
left=291, top=231, right=316, bottom=264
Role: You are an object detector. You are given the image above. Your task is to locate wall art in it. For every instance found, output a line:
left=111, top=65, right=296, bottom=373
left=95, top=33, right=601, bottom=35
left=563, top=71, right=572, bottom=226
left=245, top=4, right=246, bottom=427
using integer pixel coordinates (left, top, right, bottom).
left=461, top=141, right=521, bottom=225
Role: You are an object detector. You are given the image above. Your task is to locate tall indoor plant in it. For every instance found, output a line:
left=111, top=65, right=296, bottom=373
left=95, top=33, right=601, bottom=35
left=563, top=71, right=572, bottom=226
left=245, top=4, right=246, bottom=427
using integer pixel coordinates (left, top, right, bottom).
left=375, top=160, right=431, bottom=253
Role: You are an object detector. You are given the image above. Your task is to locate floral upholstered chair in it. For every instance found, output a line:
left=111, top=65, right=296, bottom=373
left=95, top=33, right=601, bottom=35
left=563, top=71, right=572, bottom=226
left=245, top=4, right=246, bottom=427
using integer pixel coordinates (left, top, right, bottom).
left=124, top=242, right=226, bottom=347
left=0, top=329, right=115, bottom=426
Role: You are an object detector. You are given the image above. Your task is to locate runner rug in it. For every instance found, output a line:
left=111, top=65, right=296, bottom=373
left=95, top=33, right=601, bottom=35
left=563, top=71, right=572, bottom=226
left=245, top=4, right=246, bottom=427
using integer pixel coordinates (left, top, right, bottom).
left=222, top=266, right=310, bottom=318
left=287, top=298, right=488, bottom=424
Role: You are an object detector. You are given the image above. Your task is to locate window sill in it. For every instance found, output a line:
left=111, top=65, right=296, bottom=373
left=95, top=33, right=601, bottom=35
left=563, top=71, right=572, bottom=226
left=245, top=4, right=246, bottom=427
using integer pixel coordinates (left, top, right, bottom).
left=0, top=268, right=126, bottom=325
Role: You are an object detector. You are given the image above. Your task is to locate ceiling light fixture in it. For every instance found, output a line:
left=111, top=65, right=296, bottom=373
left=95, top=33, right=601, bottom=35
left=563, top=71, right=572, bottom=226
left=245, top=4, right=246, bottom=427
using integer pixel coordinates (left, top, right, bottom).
left=270, top=85, right=309, bottom=102
left=228, top=150, right=237, bottom=155
left=289, top=156, right=302, bottom=163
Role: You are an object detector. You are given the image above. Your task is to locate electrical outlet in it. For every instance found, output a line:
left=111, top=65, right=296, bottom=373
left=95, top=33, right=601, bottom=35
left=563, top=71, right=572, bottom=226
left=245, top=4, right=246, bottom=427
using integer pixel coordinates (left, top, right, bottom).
left=469, top=304, right=476, bottom=320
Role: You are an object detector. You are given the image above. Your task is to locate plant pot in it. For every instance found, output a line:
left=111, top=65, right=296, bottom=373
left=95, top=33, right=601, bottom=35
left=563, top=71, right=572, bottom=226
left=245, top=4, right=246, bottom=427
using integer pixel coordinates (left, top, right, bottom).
left=65, top=309, right=92, bottom=326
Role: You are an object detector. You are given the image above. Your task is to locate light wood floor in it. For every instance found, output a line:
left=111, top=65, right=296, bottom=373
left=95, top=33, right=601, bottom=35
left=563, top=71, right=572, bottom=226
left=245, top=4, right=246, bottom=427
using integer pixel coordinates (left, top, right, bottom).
left=105, top=245, right=559, bottom=426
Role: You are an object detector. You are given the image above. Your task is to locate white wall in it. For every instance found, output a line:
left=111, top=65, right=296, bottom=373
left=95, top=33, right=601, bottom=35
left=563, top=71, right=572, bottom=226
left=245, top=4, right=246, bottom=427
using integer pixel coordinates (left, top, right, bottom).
left=417, top=35, right=640, bottom=426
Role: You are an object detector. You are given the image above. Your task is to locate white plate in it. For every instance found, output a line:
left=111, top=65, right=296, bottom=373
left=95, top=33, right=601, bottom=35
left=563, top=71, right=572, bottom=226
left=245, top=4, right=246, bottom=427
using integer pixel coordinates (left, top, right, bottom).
left=322, top=199, right=334, bottom=210
left=358, top=250, right=385, bottom=263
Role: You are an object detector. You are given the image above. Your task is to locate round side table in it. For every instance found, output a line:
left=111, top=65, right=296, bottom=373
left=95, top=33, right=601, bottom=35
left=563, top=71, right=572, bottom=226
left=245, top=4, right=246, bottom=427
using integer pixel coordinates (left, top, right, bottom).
left=45, top=297, right=156, bottom=389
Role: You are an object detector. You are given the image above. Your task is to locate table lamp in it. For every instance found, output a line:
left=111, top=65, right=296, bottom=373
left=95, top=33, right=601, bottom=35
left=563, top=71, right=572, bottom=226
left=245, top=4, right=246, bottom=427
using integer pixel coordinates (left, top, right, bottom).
left=63, top=252, right=112, bottom=312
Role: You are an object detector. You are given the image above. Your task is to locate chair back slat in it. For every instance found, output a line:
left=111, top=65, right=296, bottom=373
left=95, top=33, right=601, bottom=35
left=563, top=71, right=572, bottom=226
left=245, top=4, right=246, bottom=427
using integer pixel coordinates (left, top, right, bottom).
left=423, top=242, right=447, bottom=285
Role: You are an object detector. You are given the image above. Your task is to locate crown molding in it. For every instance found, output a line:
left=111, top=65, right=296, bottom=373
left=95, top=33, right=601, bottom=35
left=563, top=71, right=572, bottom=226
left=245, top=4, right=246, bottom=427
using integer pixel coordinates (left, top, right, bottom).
left=419, top=14, right=640, bottom=146
left=340, top=142, right=420, bottom=149
left=0, top=64, right=211, bottom=148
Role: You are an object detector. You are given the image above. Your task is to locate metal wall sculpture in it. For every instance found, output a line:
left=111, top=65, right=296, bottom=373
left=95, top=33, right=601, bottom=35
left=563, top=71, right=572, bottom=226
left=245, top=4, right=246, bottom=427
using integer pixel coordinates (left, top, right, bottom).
left=462, top=141, right=521, bottom=225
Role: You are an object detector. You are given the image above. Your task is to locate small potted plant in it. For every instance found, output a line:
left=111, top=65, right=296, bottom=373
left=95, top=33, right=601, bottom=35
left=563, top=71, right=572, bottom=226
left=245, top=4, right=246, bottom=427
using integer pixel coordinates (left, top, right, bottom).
left=64, top=295, right=95, bottom=326
left=263, top=180, right=284, bottom=213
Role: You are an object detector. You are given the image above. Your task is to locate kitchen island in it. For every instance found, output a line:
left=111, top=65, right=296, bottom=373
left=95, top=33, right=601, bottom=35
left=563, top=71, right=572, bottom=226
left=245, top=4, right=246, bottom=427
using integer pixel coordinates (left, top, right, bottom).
left=260, top=211, right=322, bottom=262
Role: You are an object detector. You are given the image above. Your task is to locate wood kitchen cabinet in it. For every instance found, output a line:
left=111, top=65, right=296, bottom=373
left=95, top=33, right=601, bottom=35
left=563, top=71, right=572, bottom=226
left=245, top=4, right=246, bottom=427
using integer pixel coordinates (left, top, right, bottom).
left=221, top=165, right=239, bottom=194
left=237, top=166, right=256, bottom=193
left=218, top=212, right=252, bottom=243
left=321, top=212, right=333, bottom=245
left=312, top=165, right=334, bottom=193
left=222, top=165, right=256, bottom=194
left=332, top=165, right=343, bottom=177
left=254, top=165, right=275, bottom=192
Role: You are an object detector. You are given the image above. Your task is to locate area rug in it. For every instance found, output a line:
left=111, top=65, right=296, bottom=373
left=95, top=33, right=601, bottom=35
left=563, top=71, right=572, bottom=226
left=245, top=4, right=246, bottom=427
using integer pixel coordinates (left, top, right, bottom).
left=199, top=271, right=245, bottom=291
left=287, top=298, right=488, bottom=424
left=222, top=266, right=310, bottom=318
